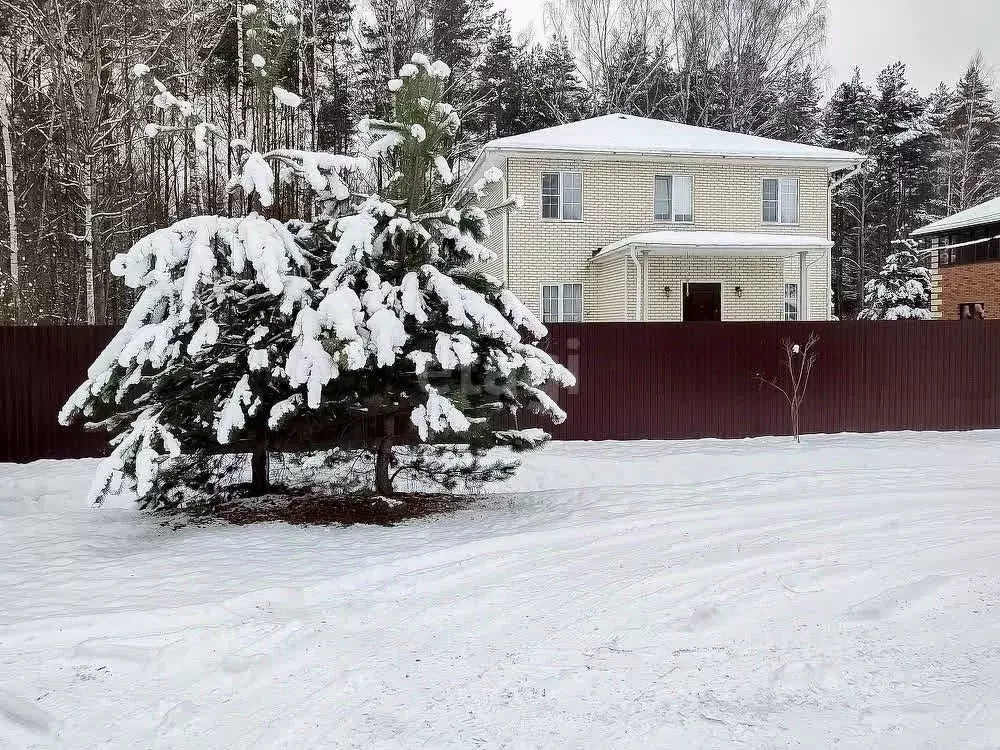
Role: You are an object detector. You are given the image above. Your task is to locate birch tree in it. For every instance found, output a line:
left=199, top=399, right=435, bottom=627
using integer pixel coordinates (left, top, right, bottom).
left=938, top=53, right=1000, bottom=213
left=0, top=41, right=18, bottom=320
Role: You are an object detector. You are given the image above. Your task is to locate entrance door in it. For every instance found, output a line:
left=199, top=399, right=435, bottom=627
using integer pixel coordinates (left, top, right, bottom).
left=683, top=283, right=722, bottom=321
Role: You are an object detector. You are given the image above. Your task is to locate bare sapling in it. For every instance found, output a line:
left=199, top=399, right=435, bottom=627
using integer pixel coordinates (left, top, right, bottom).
left=755, top=333, right=819, bottom=443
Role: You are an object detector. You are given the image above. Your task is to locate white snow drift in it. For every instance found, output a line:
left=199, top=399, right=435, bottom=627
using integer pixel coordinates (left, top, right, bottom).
left=3, top=431, right=1000, bottom=748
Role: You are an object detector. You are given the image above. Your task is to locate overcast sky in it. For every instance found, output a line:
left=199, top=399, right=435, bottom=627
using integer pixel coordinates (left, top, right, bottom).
left=494, top=0, right=1000, bottom=94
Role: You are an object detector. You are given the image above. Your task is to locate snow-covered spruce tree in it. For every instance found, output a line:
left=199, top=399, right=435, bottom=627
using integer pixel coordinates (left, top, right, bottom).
left=289, top=53, right=576, bottom=497
left=59, top=53, right=574, bottom=508
left=58, top=56, right=360, bottom=507
left=858, top=243, right=931, bottom=320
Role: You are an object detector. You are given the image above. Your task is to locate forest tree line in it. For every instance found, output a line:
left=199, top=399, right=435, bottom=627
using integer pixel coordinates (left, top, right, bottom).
left=1, top=0, right=999, bottom=323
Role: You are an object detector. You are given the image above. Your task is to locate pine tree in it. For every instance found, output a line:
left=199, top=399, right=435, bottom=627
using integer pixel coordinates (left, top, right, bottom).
left=522, top=35, right=589, bottom=130
left=427, top=0, right=494, bottom=102
left=858, top=244, right=931, bottom=320
left=924, top=82, right=957, bottom=222
left=356, top=0, right=419, bottom=123
left=824, top=68, right=881, bottom=319
left=59, top=53, right=575, bottom=509
left=598, top=31, right=658, bottom=115
left=357, top=0, right=494, bottom=148
left=772, top=65, right=822, bottom=144
left=638, top=41, right=682, bottom=121
left=824, top=69, right=879, bottom=151
left=870, top=63, right=936, bottom=245
left=470, top=12, right=526, bottom=140
left=312, top=0, right=356, bottom=154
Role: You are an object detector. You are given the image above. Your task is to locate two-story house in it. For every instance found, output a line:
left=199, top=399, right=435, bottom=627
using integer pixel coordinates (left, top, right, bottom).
left=464, top=114, right=863, bottom=323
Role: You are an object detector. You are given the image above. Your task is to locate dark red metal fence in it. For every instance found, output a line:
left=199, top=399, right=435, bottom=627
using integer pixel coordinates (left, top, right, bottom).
left=3, top=322, right=1000, bottom=463
left=537, top=321, right=1000, bottom=440
left=1, top=325, right=118, bottom=463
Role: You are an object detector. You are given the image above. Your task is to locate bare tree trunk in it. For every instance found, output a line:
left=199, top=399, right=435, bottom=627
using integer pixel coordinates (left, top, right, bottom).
left=310, top=0, right=317, bottom=152
left=0, top=50, right=17, bottom=315
left=78, top=0, right=99, bottom=324
left=236, top=0, right=246, bottom=140
left=82, top=154, right=96, bottom=324
left=187, top=138, right=204, bottom=215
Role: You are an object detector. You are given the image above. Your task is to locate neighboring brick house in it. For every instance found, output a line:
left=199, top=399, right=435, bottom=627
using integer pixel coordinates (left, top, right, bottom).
left=911, top=197, right=1000, bottom=319
left=464, top=114, right=863, bottom=323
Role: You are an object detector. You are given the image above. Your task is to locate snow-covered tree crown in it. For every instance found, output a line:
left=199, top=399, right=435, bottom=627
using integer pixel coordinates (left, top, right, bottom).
left=859, top=242, right=931, bottom=321
left=61, top=53, right=575, bottom=507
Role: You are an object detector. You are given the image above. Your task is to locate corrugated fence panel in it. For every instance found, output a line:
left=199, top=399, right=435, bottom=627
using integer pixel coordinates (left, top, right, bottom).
left=4, top=321, right=1000, bottom=462
left=1, top=326, right=117, bottom=462
left=533, top=321, right=1000, bottom=442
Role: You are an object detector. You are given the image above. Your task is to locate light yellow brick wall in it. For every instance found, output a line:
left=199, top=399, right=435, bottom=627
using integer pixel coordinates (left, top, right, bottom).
left=501, top=153, right=832, bottom=322
left=592, top=254, right=629, bottom=320
left=641, top=256, right=785, bottom=321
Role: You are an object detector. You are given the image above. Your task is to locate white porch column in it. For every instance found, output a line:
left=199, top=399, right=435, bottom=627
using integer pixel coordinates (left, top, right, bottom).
left=798, top=251, right=810, bottom=321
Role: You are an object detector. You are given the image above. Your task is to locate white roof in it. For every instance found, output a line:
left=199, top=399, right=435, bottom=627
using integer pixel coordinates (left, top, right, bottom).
left=592, top=230, right=833, bottom=262
left=481, top=114, right=863, bottom=171
left=911, top=196, right=1000, bottom=236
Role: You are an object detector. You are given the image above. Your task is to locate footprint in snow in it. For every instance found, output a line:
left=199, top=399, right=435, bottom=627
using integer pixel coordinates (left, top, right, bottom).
left=770, top=660, right=842, bottom=698
left=843, top=575, right=953, bottom=622
left=0, top=690, right=61, bottom=736
left=686, top=603, right=726, bottom=631
left=75, top=638, right=160, bottom=665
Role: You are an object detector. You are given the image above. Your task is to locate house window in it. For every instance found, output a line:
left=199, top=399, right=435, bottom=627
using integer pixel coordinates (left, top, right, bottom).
left=784, top=283, right=799, bottom=321
left=541, top=283, right=584, bottom=322
left=654, top=175, right=693, bottom=222
left=959, top=302, right=987, bottom=320
left=541, top=171, right=583, bottom=221
left=763, top=177, right=799, bottom=225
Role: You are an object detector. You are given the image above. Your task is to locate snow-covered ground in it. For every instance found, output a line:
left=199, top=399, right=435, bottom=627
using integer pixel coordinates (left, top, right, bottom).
left=4, top=431, right=1000, bottom=749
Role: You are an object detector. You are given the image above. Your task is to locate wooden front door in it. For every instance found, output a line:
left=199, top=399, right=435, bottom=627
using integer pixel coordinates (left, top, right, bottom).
left=683, top=283, right=722, bottom=322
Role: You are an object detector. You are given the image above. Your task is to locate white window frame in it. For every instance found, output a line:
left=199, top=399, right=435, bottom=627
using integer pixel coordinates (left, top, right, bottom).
left=784, top=282, right=799, bottom=321
left=540, top=283, right=584, bottom=322
left=763, top=177, right=800, bottom=226
left=653, top=175, right=694, bottom=223
left=540, top=171, right=583, bottom=222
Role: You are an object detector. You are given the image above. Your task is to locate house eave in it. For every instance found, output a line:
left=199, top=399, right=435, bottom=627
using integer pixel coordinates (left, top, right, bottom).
left=591, top=237, right=834, bottom=265
left=455, top=147, right=506, bottom=196
left=912, top=218, right=1000, bottom=238
left=480, top=145, right=863, bottom=173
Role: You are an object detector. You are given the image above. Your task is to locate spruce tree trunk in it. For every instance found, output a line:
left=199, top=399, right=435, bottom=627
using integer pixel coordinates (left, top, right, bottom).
left=250, top=424, right=269, bottom=495
left=375, top=436, right=394, bottom=497
left=250, top=447, right=269, bottom=495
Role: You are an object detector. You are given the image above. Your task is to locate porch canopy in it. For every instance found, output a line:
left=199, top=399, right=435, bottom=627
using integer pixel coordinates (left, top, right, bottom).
left=592, top=230, right=833, bottom=260
left=591, top=230, right=833, bottom=321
